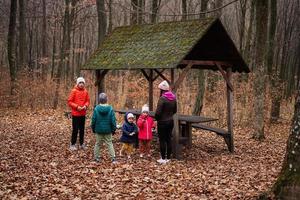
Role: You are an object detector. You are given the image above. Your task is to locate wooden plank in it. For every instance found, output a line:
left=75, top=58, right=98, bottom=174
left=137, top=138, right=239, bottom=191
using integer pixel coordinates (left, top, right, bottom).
left=140, top=69, right=150, bottom=81
left=186, top=122, right=192, bottom=148
left=173, top=62, right=193, bottom=92
left=153, top=69, right=165, bottom=81
left=226, top=67, right=234, bottom=152
left=95, top=69, right=109, bottom=104
left=149, top=70, right=154, bottom=110
left=216, top=63, right=234, bottom=91
left=172, top=113, right=181, bottom=159
left=180, top=60, right=232, bottom=67
left=154, top=69, right=170, bottom=83
left=192, top=124, right=228, bottom=136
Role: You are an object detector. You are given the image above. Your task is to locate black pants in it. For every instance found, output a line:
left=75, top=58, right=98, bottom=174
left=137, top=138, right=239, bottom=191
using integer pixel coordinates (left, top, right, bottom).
left=157, top=121, right=173, bottom=159
left=71, top=116, right=85, bottom=145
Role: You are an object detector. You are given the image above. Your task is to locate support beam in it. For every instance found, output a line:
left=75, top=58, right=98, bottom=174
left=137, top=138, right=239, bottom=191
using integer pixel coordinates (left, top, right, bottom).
left=173, top=62, right=193, bottom=92
left=172, top=113, right=181, bottom=159
left=140, top=69, right=150, bottom=81
left=154, top=69, right=170, bottom=83
left=149, top=70, right=154, bottom=110
left=95, top=69, right=109, bottom=104
left=180, top=60, right=232, bottom=67
left=226, top=67, right=234, bottom=152
left=216, top=63, right=234, bottom=91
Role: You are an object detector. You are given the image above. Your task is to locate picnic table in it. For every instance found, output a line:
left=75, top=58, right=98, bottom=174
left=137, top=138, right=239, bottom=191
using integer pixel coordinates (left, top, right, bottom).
left=115, top=109, right=220, bottom=158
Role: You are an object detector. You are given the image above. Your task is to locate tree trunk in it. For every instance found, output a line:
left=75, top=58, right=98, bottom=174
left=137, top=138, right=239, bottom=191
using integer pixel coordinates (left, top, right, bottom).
left=272, top=81, right=300, bottom=199
left=7, top=0, right=18, bottom=105
left=108, top=0, right=113, bottom=33
left=267, top=0, right=277, bottom=75
left=137, top=0, right=144, bottom=24
left=199, top=0, right=209, bottom=19
left=18, top=0, right=26, bottom=69
left=53, top=0, right=70, bottom=109
left=193, top=70, right=205, bottom=115
left=96, top=0, right=107, bottom=47
left=151, top=0, right=160, bottom=23
left=181, top=0, right=187, bottom=21
left=252, top=0, right=268, bottom=140
left=131, top=0, right=138, bottom=25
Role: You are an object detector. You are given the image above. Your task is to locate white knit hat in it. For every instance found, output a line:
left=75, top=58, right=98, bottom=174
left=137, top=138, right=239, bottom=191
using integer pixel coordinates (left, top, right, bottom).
left=158, top=80, right=169, bottom=91
left=76, top=77, right=85, bottom=85
left=127, top=113, right=134, bottom=119
left=142, top=104, right=149, bottom=113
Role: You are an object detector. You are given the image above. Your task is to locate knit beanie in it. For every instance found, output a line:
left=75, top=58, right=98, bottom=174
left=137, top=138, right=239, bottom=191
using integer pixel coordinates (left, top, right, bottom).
left=99, top=93, right=107, bottom=104
left=142, top=104, right=149, bottom=113
left=158, top=80, right=170, bottom=91
left=76, top=77, right=85, bottom=85
left=127, top=113, right=134, bottom=119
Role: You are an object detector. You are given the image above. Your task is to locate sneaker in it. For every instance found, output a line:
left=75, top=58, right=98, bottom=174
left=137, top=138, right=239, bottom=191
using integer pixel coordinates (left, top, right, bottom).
left=157, top=158, right=166, bottom=164
left=146, top=154, right=151, bottom=157
left=165, top=159, right=170, bottom=163
left=80, top=144, right=87, bottom=150
left=127, top=155, right=131, bottom=159
left=140, top=154, right=144, bottom=158
left=69, top=145, right=77, bottom=151
left=112, top=158, right=118, bottom=164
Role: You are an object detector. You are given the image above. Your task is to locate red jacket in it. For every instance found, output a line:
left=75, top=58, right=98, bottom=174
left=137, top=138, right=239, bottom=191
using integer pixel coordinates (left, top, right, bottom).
left=67, top=86, right=90, bottom=116
left=137, top=115, right=155, bottom=140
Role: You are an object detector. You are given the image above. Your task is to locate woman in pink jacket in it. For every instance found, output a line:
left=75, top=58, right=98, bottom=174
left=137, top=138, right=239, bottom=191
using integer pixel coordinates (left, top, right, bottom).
left=137, top=104, right=155, bottom=158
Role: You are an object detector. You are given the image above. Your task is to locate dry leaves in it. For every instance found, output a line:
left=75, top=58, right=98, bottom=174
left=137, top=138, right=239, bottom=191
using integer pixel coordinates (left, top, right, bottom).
left=0, top=109, right=290, bottom=199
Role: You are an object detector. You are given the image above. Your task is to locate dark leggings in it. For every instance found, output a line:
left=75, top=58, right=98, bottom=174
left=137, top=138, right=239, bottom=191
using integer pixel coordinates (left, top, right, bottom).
left=157, top=121, right=173, bottom=159
left=71, top=116, right=85, bottom=145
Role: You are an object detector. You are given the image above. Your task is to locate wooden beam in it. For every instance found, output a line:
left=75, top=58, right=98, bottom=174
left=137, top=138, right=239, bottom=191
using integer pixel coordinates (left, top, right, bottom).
left=95, top=69, right=109, bottom=104
left=172, top=113, right=181, bottom=159
left=216, top=63, right=234, bottom=91
left=173, top=62, right=193, bottom=92
left=180, top=60, right=232, bottom=67
left=140, top=69, right=150, bottom=81
left=153, top=69, right=165, bottom=81
left=226, top=67, right=234, bottom=152
left=149, top=70, right=154, bottom=110
left=154, top=69, right=170, bottom=83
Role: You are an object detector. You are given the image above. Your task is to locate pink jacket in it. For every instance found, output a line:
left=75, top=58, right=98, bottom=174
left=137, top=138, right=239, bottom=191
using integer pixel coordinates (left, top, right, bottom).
left=137, top=115, right=155, bottom=140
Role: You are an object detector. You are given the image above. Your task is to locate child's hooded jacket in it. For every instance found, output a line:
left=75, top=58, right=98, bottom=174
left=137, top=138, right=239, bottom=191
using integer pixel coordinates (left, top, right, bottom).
left=91, top=104, right=116, bottom=134
left=137, top=114, right=155, bottom=140
left=120, top=113, right=138, bottom=143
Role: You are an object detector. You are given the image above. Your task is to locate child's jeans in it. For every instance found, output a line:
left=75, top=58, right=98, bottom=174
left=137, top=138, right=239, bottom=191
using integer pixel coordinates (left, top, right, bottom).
left=94, top=133, right=115, bottom=160
left=120, top=143, right=134, bottom=155
left=139, top=140, right=151, bottom=155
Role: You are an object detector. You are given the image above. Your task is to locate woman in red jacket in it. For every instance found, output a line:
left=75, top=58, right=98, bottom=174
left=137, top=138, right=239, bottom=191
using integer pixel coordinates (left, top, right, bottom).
left=67, top=77, right=90, bottom=150
left=137, top=104, right=155, bottom=158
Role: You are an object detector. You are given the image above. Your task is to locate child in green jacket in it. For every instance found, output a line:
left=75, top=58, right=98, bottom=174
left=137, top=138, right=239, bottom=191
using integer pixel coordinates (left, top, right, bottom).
left=91, top=93, right=117, bottom=163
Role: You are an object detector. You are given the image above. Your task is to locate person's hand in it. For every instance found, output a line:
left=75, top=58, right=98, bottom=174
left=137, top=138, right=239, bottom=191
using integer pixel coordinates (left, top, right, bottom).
left=83, top=105, right=87, bottom=110
left=77, top=106, right=82, bottom=111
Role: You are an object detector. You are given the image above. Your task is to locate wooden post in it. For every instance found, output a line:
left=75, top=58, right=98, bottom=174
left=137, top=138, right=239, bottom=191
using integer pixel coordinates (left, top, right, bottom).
left=95, top=69, right=108, bottom=104
left=149, top=69, right=153, bottom=111
left=171, top=68, right=174, bottom=87
left=226, top=67, right=234, bottom=152
left=172, top=113, right=181, bottom=159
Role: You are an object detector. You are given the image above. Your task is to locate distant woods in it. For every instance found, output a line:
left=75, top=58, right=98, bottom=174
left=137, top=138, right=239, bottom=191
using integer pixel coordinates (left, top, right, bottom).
left=1, top=0, right=299, bottom=126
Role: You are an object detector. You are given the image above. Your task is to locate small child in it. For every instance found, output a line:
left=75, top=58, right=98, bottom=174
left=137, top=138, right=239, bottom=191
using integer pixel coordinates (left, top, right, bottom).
left=120, top=113, right=138, bottom=159
left=137, top=104, right=155, bottom=158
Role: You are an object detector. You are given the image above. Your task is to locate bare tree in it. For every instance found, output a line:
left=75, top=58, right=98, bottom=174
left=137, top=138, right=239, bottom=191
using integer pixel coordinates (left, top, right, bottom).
left=252, top=0, right=268, bottom=140
left=7, top=0, right=18, bottom=104
left=18, top=0, right=26, bottom=68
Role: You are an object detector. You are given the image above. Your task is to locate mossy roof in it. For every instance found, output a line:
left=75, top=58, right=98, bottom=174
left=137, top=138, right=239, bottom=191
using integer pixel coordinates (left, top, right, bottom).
left=82, top=18, right=249, bottom=73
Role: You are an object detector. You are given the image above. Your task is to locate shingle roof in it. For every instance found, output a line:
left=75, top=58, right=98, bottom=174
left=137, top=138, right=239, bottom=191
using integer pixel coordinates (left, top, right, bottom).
left=82, top=18, right=249, bottom=73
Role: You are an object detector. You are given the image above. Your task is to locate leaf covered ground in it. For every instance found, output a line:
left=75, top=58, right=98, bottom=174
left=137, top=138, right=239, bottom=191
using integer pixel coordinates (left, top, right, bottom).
left=0, top=109, right=290, bottom=199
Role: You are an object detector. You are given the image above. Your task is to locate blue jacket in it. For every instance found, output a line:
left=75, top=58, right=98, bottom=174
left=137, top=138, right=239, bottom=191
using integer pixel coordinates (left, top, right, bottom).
left=91, top=104, right=116, bottom=134
left=120, top=113, right=138, bottom=143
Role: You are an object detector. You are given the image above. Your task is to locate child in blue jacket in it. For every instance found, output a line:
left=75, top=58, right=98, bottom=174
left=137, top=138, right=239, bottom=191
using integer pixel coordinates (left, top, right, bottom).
left=120, top=113, right=138, bottom=159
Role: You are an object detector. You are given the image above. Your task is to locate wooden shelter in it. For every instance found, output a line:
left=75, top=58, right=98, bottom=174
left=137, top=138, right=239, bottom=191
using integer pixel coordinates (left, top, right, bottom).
left=82, top=18, right=250, bottom=155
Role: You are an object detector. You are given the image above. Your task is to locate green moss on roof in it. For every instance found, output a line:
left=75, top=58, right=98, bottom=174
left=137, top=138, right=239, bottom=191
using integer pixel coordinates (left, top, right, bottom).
left=82, top=18, right=216, bottom=70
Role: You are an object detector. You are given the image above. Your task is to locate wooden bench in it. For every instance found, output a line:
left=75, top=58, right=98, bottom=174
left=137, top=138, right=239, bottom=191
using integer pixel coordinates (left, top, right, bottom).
left=191, top=124, right=229, bottom=137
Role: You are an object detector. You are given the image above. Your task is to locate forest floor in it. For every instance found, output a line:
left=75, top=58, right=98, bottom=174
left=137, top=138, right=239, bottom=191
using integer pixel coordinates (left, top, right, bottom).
left=0, top=109, right=290, bottom=200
